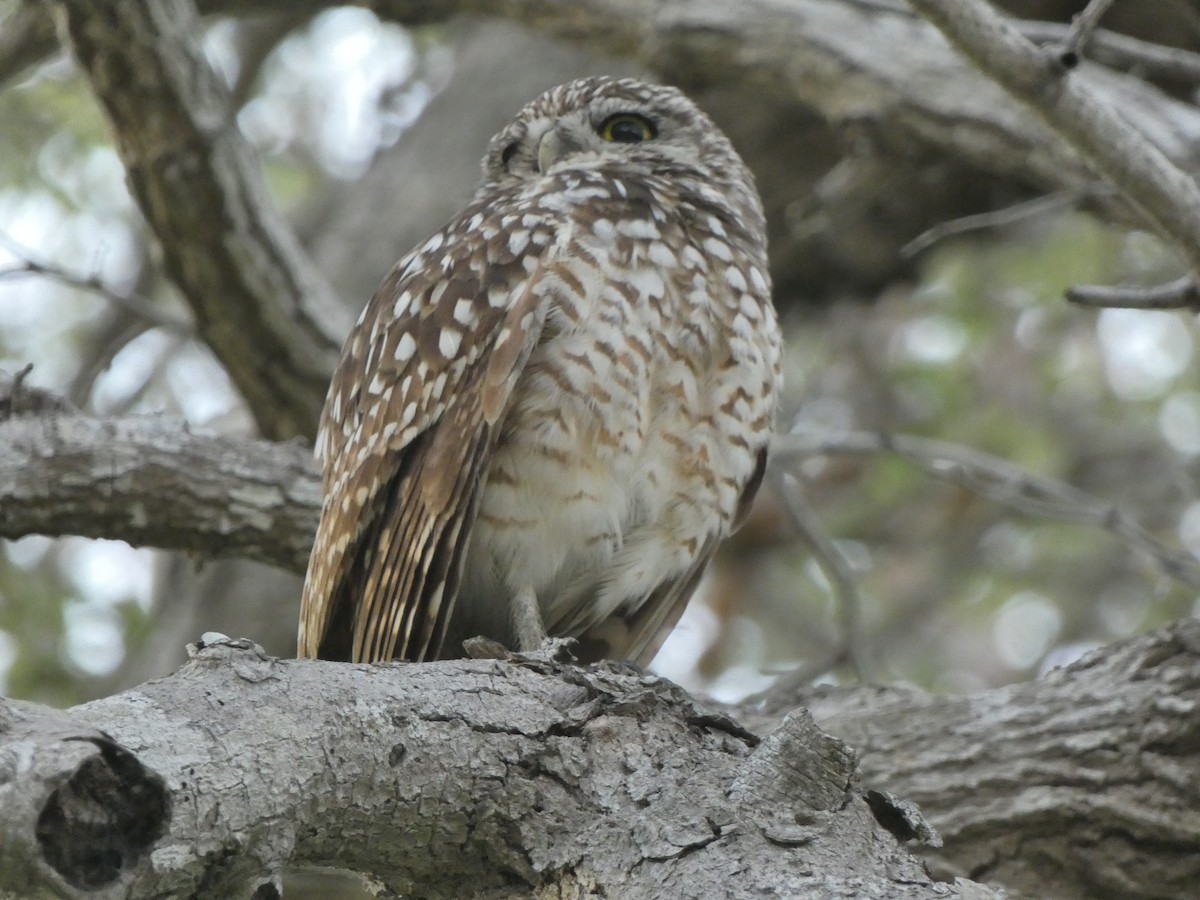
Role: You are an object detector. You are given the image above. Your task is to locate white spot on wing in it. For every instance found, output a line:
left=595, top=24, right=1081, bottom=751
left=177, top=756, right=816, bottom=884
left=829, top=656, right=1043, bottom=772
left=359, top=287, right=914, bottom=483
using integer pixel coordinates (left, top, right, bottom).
left=394, top=332, right=417, bottom=362
left=647, top=242, right=675, bottom=267
left=618, top=218, right=657, bottom=240
left=439, top=328, right=463, bottom=358
left=453, top=298, right=475, bottom=325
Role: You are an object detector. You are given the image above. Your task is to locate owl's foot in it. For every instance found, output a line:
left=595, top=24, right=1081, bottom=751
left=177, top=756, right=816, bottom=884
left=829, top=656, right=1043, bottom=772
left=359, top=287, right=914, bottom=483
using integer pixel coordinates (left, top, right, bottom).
left=462, top=636, right=510, bottom=659
left=462, top=634, right=578, bottom=663
left=459, top=584, right=578, bottom=662
left=523, top=635, right=579, bottom=662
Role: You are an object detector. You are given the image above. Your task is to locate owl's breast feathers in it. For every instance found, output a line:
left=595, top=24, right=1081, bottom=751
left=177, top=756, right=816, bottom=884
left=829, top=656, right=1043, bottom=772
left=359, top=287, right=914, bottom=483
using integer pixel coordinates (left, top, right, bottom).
left=455, top=166, right=780, bottom=662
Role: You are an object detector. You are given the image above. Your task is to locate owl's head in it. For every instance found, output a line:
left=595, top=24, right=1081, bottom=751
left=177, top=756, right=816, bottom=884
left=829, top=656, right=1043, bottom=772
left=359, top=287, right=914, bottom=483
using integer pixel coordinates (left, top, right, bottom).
left=479, top=77, right=762, bottom=229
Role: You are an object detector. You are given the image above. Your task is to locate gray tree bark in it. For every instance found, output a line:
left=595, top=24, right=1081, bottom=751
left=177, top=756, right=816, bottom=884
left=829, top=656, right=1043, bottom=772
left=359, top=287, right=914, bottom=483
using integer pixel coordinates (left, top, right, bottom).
left=5, top=620, right=1197, bottom=899
left=744, top=618, right=1200, bottom=900
left=1, top=636, right=983, bottom=900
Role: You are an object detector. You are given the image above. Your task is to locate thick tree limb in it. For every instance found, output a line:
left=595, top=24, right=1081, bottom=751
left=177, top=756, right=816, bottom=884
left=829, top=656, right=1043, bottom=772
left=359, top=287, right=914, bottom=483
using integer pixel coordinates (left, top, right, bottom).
left=0, top=636, right=980, bottom=899
left=6, top=620, right=1196, bottom=899
left=58, top=0, right=352, bottom=441
left=0, top=372, right=319, bottom=573
left=5, top=371, right=1194, bottom=592
left=742, top=618, right=1200, bottom=900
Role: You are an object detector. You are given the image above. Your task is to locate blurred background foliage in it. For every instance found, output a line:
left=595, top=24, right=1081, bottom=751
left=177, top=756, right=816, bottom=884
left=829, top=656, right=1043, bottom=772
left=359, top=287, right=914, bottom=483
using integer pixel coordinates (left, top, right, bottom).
left=1, top=2, right=1197, bottom=707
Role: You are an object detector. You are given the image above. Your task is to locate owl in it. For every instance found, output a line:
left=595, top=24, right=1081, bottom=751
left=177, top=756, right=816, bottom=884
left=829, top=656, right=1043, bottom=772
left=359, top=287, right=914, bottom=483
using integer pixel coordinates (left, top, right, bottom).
left=298, top=76, right=782, bottom=665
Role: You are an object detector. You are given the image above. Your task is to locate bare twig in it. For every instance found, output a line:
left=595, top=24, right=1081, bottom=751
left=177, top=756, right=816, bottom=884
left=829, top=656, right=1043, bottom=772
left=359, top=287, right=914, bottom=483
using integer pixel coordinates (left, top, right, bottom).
left=900, top=188, right=1094, bottom=258
left=1057, top=0, right=1120, bottom=68
left=907, top=0, right=1200, bottom=278
left=771, top=430, right=1200, bottom=589
left=770, top=471, right=867, bottom=681
left=1018, top=21, right=1200, bottom=85
left=845, top=0, right=1200, bottom=87
left=1066, top=275, right=1200, bottom=310
left=0, top=232, right=192, bottom=335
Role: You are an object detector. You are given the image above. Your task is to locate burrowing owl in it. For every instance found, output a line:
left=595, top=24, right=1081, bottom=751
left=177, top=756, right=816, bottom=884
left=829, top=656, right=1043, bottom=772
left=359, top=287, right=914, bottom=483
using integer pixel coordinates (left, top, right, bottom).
left=298, top=76, right=782, bottom=665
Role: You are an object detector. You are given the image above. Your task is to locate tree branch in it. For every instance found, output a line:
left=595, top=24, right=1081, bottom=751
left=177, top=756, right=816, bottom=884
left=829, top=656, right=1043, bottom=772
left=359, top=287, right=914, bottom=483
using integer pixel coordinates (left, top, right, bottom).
left=1066, top=275, right=1200, bottom=311
left=0, top=2, right=59, bottom=86
left=772, top=430, right=1200, bottom=590
left=1056, top=0, right=1118, bottom=67
left=45, top=0, right=1200, bottom=335
left=1017, top=19, right=1200, bottom=85
left=8, top=619, right=1196, bottom=899
left=0, top=231, right=193, bottom=336
left=744, top=618, right=1200, bottom=900
left=0, top=636, right=976, bottom=899
left=58, top=0, right=352, bottom=441
left=907, top=0, right=1200, bottom=276
left=6, top=367, right=1194, bottom=593
left=0, top=371, right=319, bottom=572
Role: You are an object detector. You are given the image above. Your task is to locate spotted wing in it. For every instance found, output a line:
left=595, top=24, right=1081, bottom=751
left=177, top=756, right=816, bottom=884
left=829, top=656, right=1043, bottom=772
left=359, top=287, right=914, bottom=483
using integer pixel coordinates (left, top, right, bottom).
left=298, top=208, right=561, bottom=662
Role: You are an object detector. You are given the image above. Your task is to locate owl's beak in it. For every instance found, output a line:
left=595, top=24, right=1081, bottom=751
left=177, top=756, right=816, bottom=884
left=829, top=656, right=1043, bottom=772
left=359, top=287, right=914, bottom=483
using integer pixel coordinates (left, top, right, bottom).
left=536, top=126, right=580, bottom=174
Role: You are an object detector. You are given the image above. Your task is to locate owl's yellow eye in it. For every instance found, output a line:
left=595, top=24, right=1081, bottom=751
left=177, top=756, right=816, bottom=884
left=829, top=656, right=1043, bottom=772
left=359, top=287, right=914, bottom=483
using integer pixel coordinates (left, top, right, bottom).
left=599, top=113, right=656, bottom=144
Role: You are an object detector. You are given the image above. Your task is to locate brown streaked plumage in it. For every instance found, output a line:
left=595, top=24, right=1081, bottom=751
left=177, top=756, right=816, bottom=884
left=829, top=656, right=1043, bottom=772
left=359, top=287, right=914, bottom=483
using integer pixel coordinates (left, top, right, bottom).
left=298, top=76, right=782, bottom=665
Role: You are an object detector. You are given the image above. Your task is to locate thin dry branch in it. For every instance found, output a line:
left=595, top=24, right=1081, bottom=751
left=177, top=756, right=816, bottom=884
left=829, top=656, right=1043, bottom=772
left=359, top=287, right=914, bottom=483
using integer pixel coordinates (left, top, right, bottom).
left=772, top=430, right=1200, bottom=589
left=900, top=188, right=1098, bottom=258
left=1056, top=0, right=1119, bottom=66
left=846, top=0, right=1200, bottom=87
left=1019, top=19, right=1200, bottom=84
left=0, top=232, right=192, bottom=335
left=770, top=471, right=866, bottom=680
left=1066, top=275, right=1200, bottom=310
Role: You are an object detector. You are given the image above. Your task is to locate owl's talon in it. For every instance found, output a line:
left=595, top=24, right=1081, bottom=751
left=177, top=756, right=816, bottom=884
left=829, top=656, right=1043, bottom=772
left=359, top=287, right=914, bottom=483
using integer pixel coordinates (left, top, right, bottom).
left=462, top=636, right=511, bottom=659
left=462, top=635, right=578, bottom=664
left=522, top=636, right=579, bottom=663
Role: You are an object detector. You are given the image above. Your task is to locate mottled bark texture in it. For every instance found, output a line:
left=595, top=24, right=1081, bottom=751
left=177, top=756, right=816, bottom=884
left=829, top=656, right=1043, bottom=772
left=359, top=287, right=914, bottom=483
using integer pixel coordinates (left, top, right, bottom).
left=744, top=618, right=1200, bottom=900
left=4, top=622, right=1197, bottom=898
left=0, top=637, right=987, bottom=900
